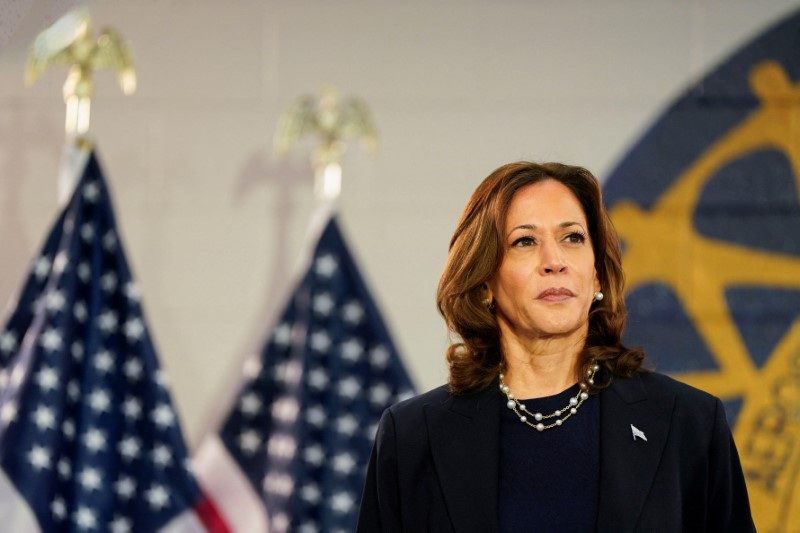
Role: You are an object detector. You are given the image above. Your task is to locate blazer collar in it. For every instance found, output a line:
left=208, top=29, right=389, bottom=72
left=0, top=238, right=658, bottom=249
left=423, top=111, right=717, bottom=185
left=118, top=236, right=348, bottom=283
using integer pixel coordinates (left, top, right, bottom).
left=596, top=373, right=676, bottom=532
left=425, top=384, right=502, bottom=533
left=423, top=373, right=676, bottom=533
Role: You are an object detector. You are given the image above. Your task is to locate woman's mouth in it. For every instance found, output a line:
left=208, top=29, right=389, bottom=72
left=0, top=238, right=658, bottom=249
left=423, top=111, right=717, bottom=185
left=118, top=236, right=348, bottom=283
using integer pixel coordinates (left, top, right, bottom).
left=536, top=287, right=575, bottom=302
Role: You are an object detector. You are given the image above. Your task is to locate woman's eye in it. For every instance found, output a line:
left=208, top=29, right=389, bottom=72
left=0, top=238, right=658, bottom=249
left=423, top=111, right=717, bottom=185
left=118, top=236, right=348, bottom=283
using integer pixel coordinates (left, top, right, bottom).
left=512, top=236, right=535, bottom=247
left=565, top=232, right=586, bottom=244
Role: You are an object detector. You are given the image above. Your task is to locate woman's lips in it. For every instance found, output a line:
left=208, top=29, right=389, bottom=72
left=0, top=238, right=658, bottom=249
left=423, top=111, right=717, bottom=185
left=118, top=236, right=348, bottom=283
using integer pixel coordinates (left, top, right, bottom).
left=536, top=287, right=575, bottom=302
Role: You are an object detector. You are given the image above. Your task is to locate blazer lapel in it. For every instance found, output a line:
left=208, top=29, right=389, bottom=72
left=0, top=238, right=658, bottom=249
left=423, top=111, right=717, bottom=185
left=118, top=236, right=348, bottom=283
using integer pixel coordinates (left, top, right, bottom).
left=425, top=385, right=501, bottom=533
left=596, top=374, right=676, bottom=532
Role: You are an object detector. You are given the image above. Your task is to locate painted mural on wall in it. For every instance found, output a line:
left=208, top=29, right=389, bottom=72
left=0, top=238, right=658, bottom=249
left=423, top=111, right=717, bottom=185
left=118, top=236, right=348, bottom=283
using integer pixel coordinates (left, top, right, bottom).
left=604, top=10, right=800, bottom=532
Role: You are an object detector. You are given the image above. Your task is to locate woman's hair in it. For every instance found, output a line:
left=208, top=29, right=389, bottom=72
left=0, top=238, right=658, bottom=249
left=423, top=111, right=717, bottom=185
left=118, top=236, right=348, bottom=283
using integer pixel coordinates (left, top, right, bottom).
left=436, top=161, right=645, bottom=395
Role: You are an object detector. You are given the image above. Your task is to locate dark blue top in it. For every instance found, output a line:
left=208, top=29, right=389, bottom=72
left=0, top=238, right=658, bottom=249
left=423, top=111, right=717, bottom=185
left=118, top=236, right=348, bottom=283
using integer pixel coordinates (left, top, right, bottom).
left=499, top=383, right=600, bottom=532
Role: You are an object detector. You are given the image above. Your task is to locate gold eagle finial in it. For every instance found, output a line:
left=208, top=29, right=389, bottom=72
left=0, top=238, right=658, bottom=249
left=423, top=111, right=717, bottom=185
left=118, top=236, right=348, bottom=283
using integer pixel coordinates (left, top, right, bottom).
left=274, top=87, right=378, bottom=200
left=25, top=8, right=136, bottom=135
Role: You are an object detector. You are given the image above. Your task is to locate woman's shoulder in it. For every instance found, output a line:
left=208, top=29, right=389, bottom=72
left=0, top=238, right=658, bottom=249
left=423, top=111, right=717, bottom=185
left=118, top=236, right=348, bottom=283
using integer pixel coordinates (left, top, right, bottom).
left=611, top=370, right=723, bottom=416
left=387, top=384, right=454, bottom=416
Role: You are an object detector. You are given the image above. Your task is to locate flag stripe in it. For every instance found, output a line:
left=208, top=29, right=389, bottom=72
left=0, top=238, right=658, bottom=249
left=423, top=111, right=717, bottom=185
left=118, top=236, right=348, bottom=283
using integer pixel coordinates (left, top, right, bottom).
left=194, top=435, right=269, bottom=533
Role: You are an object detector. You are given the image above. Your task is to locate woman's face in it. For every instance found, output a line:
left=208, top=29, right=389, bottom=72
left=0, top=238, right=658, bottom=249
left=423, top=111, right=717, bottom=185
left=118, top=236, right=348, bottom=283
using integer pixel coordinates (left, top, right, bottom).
left=487, top=179, right=599, bottom=343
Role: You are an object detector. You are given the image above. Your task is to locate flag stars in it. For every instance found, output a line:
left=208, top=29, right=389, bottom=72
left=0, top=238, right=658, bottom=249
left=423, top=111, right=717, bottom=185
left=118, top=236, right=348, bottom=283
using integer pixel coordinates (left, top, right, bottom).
left=300, top=483, right=322, bottom=504
left=330, top=491, right=355, bottom=513
left=338, top=376, right=361, bottom=399
left=313, top=292, right=335, bottom=316
left=74, top=506, right=98, bottom=530
left=115, top=476, right=136, bottom=500
left=273, top=359, right=302, bottom=385
left=123, top=358, right=143, bottom=380
left=263, top=473, right=294, bottom=497
left=332, top=452, right=357, bottom=475
left=78, top=466, right=103, bottom=491
left=273, top=322, right=292, bottom=347
left=52, top=251, right=69, bottom=274
left=102, top=230, right=118, bottom=251
left=155, top=369, right=169, bottom=387
left=0, top=330, right=17, bottom=354
left=370, top=345, right=391, bottom=368
left=343, top=300, right=365, bottom=324
left=145, top=484, right=170, bottom=510
left=369, top=383, right=392, bottom=406
left=122, top=397, right=142, bottom=420
left=88, top=388, right=111, bottom=413
left=97, top=309, right=118, bottom=333
left=272, top=397, right=299, bottom=423
left=123, top=318, right=145, bottom=341
left=84, top=428, right=107, bottom=453
left=267, top=434, right=297, bottom=459
left=46, top=290, right=66, bottom=313
left=315, top=254, right=338, bottom=278
left=83, top=181, right=100, bottom=202
left=242, top=356, right=262, bottom=379
left=308, top=368, right=329, bottom=390
left=71, top=342, right=84, bottom=361
left=36, top=366, right=59, bottom=392
left=151, top=403, right=175, bottom=429
left=306, top=405, right=326, bottom=428
left=341, top=338, right=364, bottom=362
left=151, top=443, right=173, bottom=467
left=310, top=331, right=332, bottom=353
left=238, top=429, right=262, bottom=454
left=77, top=261, right=91, bottom=282
left=1, top=402, right=18, bottom=423
left=52, top=497, right=67, bottom=520
left=33, top=405, right=57, bottom=431
left=33, top=256, right=52, bottom=280
left=123, top=281, right=141, bottom=302
left=62, top=419, right=76, bottom=440
left=67, top=380, right=81, bottom=401
left=304, top=444, right=325, bottom=467
left=58, top=457, right=71, bottom=478
left=40, top=327, right=63, bottom=353
left=298, top=522, right=319, bottom=533
left=109, top=516, right=132, bottom=533
left=80, top=223, right=95, bottom=242
left=100, top=272, right=118, bottom=293
left=118, top=435, right=141, bottom=461
left=74, top=301, right=88, bottom=322
left=336, top=414, right=359, bottom=436
left=28, top=444, right=52, bottom=470
left=94, top=350, right=115, bottom=373
left=239, top=392, right=262, bottom=416
left=271, top=513, right=291, bottom=532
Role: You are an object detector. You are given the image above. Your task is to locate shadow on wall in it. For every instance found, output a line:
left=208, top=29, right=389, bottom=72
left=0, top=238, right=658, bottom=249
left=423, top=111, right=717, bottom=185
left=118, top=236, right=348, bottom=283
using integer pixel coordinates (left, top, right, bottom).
left=0, top=106, right=63, bottom=309
left=200, top=149, right=315, bottom=427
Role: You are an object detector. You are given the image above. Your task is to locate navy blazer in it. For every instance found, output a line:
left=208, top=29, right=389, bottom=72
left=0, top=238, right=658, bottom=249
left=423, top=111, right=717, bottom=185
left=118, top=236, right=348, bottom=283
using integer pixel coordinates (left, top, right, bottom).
left=356, top=372, right=755, bottom=532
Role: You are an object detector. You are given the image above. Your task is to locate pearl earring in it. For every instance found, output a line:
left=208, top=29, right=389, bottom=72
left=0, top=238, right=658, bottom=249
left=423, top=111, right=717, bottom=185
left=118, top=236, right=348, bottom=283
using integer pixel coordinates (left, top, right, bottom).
left=593, top=290, right=604, bottom=302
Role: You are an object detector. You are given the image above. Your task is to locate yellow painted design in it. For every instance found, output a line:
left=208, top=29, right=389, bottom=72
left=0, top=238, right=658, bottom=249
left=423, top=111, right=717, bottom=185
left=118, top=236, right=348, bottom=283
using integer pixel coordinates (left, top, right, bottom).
left=610, top=61, right=800, bottom=532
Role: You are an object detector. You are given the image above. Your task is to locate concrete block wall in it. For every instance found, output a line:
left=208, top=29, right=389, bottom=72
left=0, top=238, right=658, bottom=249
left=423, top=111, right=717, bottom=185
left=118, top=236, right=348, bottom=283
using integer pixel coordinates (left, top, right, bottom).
left=0, top=0, right=797, bottom=445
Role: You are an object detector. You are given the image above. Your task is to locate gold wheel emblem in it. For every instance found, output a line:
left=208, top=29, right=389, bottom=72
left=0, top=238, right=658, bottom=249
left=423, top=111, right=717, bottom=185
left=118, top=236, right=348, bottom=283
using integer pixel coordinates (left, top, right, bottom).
left=610, top=61, right=800, bottom=532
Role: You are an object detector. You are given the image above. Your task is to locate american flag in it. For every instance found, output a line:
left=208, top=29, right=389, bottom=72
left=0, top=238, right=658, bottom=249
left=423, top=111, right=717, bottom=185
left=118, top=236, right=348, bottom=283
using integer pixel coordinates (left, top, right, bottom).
left=199, top=214, right=415, bottom=533
left=0, top=149, right=224, bottom=532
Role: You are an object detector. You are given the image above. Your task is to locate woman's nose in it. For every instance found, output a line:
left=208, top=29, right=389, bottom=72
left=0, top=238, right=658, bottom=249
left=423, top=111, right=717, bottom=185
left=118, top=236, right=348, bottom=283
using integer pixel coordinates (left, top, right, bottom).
left=539, top=239, right=567, bottom=275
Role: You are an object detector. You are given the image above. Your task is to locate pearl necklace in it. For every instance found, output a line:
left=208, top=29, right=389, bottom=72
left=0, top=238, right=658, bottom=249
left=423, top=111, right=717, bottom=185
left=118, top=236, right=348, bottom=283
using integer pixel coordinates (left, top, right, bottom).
left=499, top=362, right=600, bottom=431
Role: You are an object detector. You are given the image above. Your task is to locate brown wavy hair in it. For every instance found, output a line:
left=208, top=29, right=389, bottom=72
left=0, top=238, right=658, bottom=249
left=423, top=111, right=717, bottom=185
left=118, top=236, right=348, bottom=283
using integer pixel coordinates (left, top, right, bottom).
left=436, top=161, right=645, bottom=395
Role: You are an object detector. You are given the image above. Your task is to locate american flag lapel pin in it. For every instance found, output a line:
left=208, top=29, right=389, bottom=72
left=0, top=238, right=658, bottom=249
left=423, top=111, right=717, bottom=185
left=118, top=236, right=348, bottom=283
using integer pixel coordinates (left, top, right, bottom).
left=630, top=424, right=648, bottom=442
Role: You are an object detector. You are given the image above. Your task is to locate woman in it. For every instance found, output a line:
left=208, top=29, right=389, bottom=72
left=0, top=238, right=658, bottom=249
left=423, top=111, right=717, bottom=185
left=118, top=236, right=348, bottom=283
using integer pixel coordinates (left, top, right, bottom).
left=357, top=162, right=754, bottom=532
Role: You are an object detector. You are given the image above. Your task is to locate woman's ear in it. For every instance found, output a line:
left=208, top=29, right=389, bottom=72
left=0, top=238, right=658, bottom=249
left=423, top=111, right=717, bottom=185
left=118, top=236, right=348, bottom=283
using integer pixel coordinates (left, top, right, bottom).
left=482, top=282, right=495, bottom=310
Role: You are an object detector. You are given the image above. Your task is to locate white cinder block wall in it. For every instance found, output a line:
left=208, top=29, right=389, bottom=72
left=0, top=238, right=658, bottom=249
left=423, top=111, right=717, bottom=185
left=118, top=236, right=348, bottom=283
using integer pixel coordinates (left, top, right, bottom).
left=1, top=0, right=797, bottom=445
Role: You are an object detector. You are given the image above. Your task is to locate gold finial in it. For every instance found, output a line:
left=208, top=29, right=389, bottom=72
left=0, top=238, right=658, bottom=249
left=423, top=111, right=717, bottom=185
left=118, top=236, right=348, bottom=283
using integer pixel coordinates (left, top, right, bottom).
left=274, top=86, right=378, bottom=200
left=25, top=7, right=136, bottom=136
